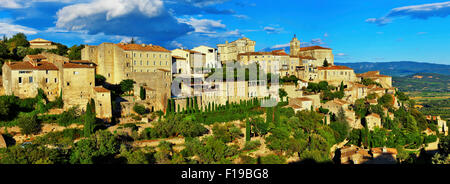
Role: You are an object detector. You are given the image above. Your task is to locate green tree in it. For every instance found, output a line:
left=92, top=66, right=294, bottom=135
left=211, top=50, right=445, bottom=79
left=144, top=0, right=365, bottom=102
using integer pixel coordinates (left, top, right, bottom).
left=279, top=88, right=288, bottom=102
left=323, top=58, right=329, bottom=67
left=68, top=45, right=85, bottom=60
left=120, top=79, right=135, bottom=95
left=95, top=74, right=106, bottom=86
left=84, top=99, right=96, bottom=137
left=246, top=120, right=251, bottom=142
left=139, top=86, right=146, bottom=100
left=17, top=113, right=40, bottom=135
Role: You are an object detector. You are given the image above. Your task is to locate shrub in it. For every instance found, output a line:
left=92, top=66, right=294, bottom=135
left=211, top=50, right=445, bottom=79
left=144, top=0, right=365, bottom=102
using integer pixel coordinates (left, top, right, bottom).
left=243, top=140, right=261, bottom=151
left=133, top=104, right=147, bottom=115
left=17, top=113, right=40, bottom=135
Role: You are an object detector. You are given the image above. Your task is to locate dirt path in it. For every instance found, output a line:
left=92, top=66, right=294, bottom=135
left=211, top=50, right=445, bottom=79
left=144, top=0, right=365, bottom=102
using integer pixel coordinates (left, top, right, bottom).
left=0, top=123, right=83, bottom=144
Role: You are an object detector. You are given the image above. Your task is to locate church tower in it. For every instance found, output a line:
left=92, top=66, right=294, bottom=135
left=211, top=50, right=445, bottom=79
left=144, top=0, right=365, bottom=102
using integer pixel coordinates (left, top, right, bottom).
left=290, top=34, right=300, bottom=56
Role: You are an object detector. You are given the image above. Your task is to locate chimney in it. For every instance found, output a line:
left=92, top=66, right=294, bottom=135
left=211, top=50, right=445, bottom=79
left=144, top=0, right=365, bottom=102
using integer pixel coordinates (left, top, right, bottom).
left=141, top=44, right=146, bottom=47
left=382, top=147, right=387, bottom=153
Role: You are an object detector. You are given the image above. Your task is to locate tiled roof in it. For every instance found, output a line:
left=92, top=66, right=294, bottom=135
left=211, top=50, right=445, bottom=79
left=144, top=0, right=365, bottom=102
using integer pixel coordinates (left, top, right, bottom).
left=26, top=54, right=47, bottom=60
left=93, top=86, right=110, bottom=93
left=371, top=147, right=398, bottom=155
left=116, top=43, right=170, bottom=52
left=63, top=62, right=95, bottom=69
left=172, top=56, right=186, bottom=60
left=294, top=97, right=313, bottom=101
left=70, top=60, right=96, bottom=65
left=367, top=113, right=381, bottom=119
left=299, top=46, right=332, bottom=51
left=317, top=65, right=353, bottom=70
left=6, top=61, right=58, bottom=70
left=157, top=68, right=171, bottom=72
left=334, top=99, right=350, bottom=105
left=357, top=71, right=391, bottom=78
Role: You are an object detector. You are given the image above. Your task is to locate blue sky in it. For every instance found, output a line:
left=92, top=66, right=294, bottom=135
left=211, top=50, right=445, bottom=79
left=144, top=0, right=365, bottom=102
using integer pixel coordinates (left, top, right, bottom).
left=1, top=0, right=449, bottom=64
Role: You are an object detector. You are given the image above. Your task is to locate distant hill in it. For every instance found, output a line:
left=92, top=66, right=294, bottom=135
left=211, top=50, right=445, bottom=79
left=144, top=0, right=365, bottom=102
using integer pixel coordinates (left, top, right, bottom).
left=392, top=73, right=450, bottom=92
left=335, top=61, right=450, bottom=76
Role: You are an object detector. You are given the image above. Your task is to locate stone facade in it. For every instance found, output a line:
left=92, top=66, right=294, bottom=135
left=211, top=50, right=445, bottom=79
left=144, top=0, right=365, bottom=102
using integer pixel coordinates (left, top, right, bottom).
left=192, top=45, right=221, bottom=68
left=29, top=38, right=57, bottom=50
left=82, top=43, right=172, bottom=84
left=171, top=49, right=206, bottom=72
left=365, top=113, right=382, bottom=131
left=217, top=37, right=256, bottom=63
left=237, top=50, right=289, bottom=74
left=2, top=55, right=112, bottom=119
left=357, top=71, right=392, bottom=88
left=0, top=133, right=6, bottom=148
left=288, top=97, right=313, bottom=112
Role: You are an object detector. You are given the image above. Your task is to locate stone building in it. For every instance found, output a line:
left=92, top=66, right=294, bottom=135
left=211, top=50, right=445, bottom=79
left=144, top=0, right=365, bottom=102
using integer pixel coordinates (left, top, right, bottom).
left=0, top=133, right=6, bottom=148
left=171, top=49, right=206, bottom=73
left=192, top=45, right=221, bottom=69
left=316, top=66, right=358, bottom=86
left=365, top=113, right=382, bottom=131
left=217, top=37, right=256, bottom=63
left=132, top=69, right=172, bottom=113
left=29, top=38, right=57, bottom=50
left=298, top=46, right=334, bottom=67
left=289, top=34, right=301, bottom=56
left=370, top=147, right=398, bottom=164
left=2, top=55, right=60, bottom=100
left=323, top=99, right=351, bottom=115
left=172, top=56, right=190, bottom=75
left=82, top=43, right=172, bottom=84
left=357, top=71, right=392, bottom=88
left=237, top=50, right=289, bottom=74
left=93, top=87, right=112, bottom=119
left=344, top=82, right=368, bottom=103
left=289, top=34, right=334, bottom=67
left=60, top=62, right=96, bottom=111
left=340, top=145, right=371, bottom=164
left=288, top=97, right=313, bottom=112
left=427, top=116, right=448, bottom=135
left=2, top=55, right=112, bottom=119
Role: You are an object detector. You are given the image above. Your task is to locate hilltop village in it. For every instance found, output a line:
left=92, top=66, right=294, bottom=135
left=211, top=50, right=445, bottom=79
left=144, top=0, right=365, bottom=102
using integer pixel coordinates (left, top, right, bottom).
left=0, top=34, right=448, bottom=164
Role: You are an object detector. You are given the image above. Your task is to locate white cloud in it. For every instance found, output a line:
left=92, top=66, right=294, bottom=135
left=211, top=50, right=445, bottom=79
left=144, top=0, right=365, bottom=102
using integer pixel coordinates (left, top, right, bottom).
left=366, top=1, right=450, bottom=26
left=233, top=14, right=249, bottom=19
left=0, top=0, right=77, bottom=9
left=54, top=0, right=194, bottom=44
left=177, top=17, right=226, bottom=33
left=56, top=0, right=164, bottom=28
left=0, top=22, right=37, bottom=36
left=263, top=26, right=283, bottom=34
left=270, top=43, right=289, bottom=49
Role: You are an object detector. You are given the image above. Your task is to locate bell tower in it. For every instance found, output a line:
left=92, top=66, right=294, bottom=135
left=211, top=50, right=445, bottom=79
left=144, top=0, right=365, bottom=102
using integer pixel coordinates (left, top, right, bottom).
left=290, top=34, right=300, bottom=56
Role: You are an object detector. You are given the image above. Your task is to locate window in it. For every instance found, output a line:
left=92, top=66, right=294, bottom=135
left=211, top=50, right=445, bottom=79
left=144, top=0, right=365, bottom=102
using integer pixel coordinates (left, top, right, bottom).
left=74, top=71, right=79, bottom=75
left=46, top=78, right=48, bottom=83
left=67, top=82, right=70, bottom=86
left=18, top=77, right=22, bottom=84
left=46, top=70, right=49, bottom=74
left=29, top=77, right=33, bottom=83
left=55, top=78, right=57, bottom=83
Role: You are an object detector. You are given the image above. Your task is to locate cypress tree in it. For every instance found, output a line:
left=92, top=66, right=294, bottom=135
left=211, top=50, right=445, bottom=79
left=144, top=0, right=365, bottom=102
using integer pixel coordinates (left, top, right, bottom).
left=246, top=120, right=251, bottom=142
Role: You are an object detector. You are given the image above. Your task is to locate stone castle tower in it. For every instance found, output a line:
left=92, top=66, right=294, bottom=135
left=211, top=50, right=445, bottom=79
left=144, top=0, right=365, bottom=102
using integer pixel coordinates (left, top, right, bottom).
left=290, top=34, right=300, bottom=56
